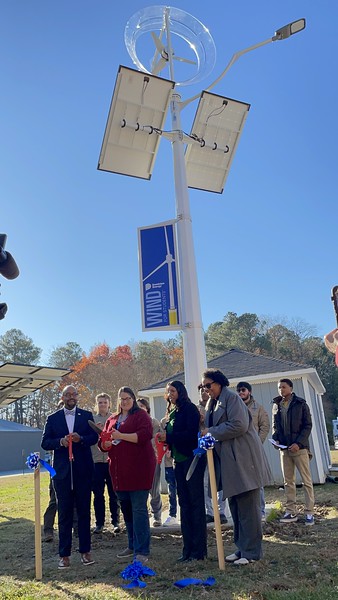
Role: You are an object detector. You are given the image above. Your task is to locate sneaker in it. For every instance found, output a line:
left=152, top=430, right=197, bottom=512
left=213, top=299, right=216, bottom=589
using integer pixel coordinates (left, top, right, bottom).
left=58, top=557, right=70, bottom=569
left=234, top=557, right=255, bottom=566
left=117, top=547, right=134, bottom=558
left=226, top=553, right=240, bottom=562
left=152, top=519, right=162, bottom=527
left=305, top=515, right=314, bottom=526
left=81, top=553, right=95, bottom=566
left=163, top=516, right=178, bottom=527
left=206, top=515, right=214, bottom=524
left=280, top=512, right=298, bottom=523
left=135, top=554, right=149, bottom=564
left=93, top=526, right=103, bottom=534
left=220, top=514, right=228, bottom=525
left=113, top=525, right=121, bottom=534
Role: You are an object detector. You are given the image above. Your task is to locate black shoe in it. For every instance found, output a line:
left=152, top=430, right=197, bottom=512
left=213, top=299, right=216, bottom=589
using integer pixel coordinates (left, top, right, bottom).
left=177, top=555, right=192, bottom=563
left=113, top=525, right=121, bottom=534
left=220, top=514, right=228, bottom=525
left=206, top=515, right=214, bottom=524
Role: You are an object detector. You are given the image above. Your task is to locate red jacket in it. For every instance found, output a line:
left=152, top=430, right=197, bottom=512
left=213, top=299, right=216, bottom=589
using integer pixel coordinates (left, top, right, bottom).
left=101, top=409, right=155, bottom=492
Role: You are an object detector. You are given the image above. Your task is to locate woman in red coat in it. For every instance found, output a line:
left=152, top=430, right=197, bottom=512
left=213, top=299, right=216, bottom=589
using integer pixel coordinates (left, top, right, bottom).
left=100, top=387, right=155, bottom=562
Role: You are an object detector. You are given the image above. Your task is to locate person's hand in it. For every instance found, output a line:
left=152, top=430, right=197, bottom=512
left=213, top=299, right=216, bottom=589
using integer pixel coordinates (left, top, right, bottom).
left=200, top=428, right=208, bottom=437
left=288, top=443, right=300, bottom=453
left=96, top=422, right=104, bottom=430
left=111, top=428, right=122, bottom=441
left=102, top=439, right=112, bottom=449
left=157, top=432, right=166, bottom=442
left=60, top=435, right=69, bottom=448
left=71, top=432, right=81, bottom=443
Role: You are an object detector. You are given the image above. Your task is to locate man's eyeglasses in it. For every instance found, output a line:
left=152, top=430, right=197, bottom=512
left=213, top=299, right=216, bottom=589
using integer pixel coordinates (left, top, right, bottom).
left=202, top=382, right=215, bottom=390
left=237, top=388, right=248, bottom=393
left=197, top=384, right=203, bottom=391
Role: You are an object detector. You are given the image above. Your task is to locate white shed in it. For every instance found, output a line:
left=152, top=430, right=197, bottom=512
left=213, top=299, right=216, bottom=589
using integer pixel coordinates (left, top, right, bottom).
left=139, top=348, right=331, bottom=485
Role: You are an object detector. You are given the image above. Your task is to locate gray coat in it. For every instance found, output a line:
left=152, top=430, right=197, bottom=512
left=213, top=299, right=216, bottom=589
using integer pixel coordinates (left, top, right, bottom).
left=205, top=387, right=272, bottom=498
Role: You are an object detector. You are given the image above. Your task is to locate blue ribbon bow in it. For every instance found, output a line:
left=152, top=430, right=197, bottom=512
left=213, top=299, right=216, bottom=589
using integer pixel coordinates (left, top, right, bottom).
left=120, top=559, right=156, bottom=588
left=193, top=432, right=216, bottom=457
left=26, top=452, right=56, bottom=478
left=174, top=576, right=216, bottom=588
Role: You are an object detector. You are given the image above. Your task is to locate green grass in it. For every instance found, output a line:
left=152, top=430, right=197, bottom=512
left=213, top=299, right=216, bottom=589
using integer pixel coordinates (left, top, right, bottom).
left=0, top=472, right=338, bottom=600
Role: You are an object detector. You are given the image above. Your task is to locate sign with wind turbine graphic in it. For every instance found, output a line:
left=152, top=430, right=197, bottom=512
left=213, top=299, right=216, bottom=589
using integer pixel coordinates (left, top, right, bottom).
left=138, top=221, right=180, bottom=331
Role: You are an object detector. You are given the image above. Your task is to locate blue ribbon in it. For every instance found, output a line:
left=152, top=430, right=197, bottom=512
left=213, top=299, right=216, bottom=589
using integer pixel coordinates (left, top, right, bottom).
left=120, top=559, right=155, bottom=588
left=26, top=452, right=56, bottom=478
left=193, top=432, right=216, bottom=456
left=174, top=576, right=216, bottom=588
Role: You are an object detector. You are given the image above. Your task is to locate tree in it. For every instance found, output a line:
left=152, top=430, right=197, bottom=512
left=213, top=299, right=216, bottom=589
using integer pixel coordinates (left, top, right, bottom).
left=0, top=328, right=41, bottom=363
left=48, top=342, right=84, bottom=369
left=205, top=312, right=268, bottom=358
left=0, top=328, right=42, bottom=423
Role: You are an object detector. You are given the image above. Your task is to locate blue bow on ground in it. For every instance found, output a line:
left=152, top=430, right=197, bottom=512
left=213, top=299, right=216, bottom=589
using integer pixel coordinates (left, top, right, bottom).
left=193, top=432, right=216, bottom=457
left=174, top=576, right=216, bottom=588
left=26, top=452, right=56, bottom=478
left=120, top=559, right=156, bottom=588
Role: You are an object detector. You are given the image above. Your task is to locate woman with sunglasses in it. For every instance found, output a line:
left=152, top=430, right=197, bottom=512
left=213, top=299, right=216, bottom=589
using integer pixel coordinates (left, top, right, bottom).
left=157, top=380, right=207, bottom=562
left=200, top=369, right=271, bottom=566
left=99, top=387, right=155, bottom=563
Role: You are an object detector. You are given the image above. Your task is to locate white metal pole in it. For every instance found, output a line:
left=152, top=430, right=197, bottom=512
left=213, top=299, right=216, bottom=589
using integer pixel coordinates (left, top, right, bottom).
left=169, top=92, right=207, bottom=398
left=164, top=8, right=207, bottom=399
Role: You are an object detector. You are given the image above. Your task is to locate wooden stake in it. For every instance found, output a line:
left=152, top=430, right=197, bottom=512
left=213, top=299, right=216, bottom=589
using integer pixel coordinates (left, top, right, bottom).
left=34, top=458, right=42, bottom=580
left=207, top=448, right=225, bottom=570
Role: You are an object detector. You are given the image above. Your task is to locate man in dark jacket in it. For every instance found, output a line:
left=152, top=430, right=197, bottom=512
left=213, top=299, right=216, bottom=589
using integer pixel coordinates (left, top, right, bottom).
left=272, top=378, right=315, bottom=525
left=41, top=385, right=98, bottom=568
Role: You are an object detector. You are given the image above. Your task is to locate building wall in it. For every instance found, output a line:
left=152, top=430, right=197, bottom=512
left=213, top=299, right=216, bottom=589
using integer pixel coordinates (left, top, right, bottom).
left=150, top=375, right=330, bottom=485
left=0, top=432, right=45, bottom=472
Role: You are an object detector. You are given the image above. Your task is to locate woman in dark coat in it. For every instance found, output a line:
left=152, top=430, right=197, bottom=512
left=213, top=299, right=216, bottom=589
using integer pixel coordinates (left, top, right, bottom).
left=201, top=369, right=271, bottom=566
left=158, top=380, right=207, bottom=562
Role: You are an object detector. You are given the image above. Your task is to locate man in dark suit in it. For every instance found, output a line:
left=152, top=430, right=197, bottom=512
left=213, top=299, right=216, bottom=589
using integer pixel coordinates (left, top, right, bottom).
left=41, top=385, right=98, bottom=569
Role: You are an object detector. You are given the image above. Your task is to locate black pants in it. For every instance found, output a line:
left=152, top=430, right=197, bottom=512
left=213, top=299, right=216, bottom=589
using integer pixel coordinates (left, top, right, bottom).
left=92, top=462, right=120, bottom=527
left=175, top=455, right=207, bottom=560
left=54, top=471, right=91, bottom=557
left=43, top=477, right=78, bottom=534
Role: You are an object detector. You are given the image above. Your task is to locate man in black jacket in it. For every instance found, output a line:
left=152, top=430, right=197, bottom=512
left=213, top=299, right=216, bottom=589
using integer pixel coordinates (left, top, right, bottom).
left=41, top=385, right=98, bottom=568
left=272, top=378, right=315, bottom=525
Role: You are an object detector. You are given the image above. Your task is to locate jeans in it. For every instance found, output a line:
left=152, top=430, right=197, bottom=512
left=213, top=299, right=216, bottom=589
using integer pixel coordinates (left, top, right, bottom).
left=165, top=467, right=177, bottom=518
left=92, top=462, right=120, bottom=527
left=204, top=467, right=227, bottom=517
left=117, top=490, right=150, bottom=555
left=150, top=463, right=162, bottom=520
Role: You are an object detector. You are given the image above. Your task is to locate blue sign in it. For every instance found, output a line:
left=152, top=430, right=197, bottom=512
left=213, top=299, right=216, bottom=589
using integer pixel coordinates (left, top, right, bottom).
left=138, top=221, right=181, bottom=331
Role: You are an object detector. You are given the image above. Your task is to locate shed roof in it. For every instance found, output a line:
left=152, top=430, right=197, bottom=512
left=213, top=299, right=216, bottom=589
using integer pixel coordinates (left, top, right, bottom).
left=143, top=348, right=311, bottom=391
left=0, top=418, right=42, bottom=432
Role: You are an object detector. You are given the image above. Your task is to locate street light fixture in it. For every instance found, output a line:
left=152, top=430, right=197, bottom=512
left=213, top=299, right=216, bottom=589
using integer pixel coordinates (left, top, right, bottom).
left=98, top=8, right=306, bottom=397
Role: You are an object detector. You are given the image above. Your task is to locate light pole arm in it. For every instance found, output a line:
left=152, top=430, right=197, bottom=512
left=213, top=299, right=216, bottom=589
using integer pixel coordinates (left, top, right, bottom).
left=181, top=17, right=306, bottom=109
left=182, top=37, right=273, bottom=109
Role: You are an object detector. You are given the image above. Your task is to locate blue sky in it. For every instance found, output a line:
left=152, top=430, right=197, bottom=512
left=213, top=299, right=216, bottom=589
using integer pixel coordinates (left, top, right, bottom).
left=1, top=1, right=337, bottom=362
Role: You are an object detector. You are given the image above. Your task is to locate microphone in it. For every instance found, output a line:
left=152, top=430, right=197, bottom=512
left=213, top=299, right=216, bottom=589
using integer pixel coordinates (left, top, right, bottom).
left=0, top=302, right=8, bottom=320
left=0, top=248, right=20, bottom=279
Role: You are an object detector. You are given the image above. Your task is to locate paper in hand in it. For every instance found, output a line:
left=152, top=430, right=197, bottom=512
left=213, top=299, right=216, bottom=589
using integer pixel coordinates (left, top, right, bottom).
left=269, top=438, right=288, bottom=449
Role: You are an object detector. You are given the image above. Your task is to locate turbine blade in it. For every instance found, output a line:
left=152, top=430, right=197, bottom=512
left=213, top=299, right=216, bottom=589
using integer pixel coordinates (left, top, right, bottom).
left=173, top=55, right=197, bottom=66
left=151, top=56, right=167, bottom=75
left=151, top=31, right=165, bottom=54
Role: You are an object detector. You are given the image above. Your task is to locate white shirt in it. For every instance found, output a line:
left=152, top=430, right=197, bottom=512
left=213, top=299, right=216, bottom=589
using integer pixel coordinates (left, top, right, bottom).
left=64, top=407, right=75, bottom=434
